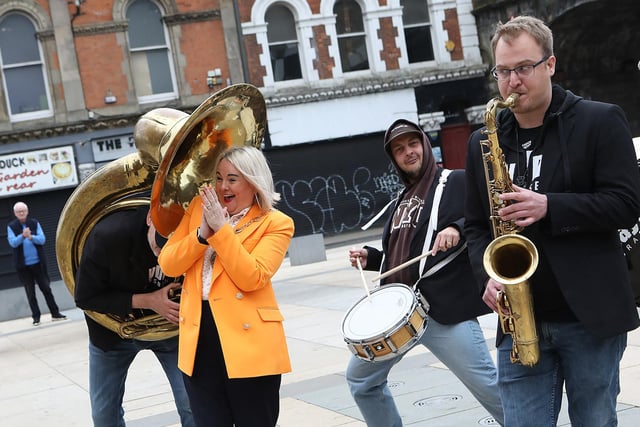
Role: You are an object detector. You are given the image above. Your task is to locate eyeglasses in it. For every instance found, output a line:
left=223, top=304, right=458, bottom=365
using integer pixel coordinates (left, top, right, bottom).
left=491, top=56, right=549, bottom=81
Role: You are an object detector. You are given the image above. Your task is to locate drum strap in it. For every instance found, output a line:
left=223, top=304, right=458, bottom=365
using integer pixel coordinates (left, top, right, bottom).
left=419, top=169, right=451, bottom=274
left=414, top=169, right=466, bottom=284
left=418, top=243, right=467, bottom=280
left=361, top=197, right=397, bottom=231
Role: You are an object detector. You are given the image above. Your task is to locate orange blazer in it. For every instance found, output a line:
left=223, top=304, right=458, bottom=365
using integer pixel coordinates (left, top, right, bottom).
left=158, top=196, right=294, bottom=378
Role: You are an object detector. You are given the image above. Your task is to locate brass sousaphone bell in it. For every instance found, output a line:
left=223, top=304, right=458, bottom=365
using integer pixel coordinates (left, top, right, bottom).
left=56, top=84, right=266, bottom=340
left=150, top=84, right=266, bottom=236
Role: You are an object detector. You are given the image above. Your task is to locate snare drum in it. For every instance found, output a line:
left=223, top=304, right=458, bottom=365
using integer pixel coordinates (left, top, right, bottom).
left=341, top=283, right=429, bottom=362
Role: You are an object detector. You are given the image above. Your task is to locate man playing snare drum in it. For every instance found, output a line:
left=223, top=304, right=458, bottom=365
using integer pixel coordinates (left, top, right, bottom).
left=347, top=119, right=504, bottom=426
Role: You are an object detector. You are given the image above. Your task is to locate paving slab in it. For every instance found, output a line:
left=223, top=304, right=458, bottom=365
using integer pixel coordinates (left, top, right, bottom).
left=1, top=231, right=640, bottom=426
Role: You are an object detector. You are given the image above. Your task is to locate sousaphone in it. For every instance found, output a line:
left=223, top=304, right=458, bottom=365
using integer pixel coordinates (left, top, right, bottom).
left=56, top=84, right=266, bottom=340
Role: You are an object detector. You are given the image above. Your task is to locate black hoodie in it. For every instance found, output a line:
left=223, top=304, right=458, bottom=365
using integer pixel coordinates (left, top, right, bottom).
left=465, top=84, right=640, bottom=338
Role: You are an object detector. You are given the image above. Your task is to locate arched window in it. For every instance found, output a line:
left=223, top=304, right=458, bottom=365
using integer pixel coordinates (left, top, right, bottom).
left=401, top=0, right=434, bottom=63
left=126, top=0, right=177, bottom=103
left=334, top=0, right=369, bottom=72
left=0, top=12, right=52, bottom=121
left=266, top=4, right=302, bottom=81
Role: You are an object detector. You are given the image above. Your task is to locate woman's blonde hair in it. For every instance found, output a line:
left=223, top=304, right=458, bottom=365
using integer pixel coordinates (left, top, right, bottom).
left=216, top=146, right=280, bottom=213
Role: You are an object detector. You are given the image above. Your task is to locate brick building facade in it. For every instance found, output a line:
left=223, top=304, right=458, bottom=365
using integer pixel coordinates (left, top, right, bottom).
left=0, top=0, right=236, bottom=290
left=235, top=0, right=489, bottom=239
left=1, top=0, right=634, bottom=297
left=237, top=0, right=487, bottom=153
left=0, top=0, right=490, bottom=293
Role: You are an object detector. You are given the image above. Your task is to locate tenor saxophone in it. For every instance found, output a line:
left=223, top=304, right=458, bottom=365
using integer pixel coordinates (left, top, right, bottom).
left=480, top=93, right=540, bottom=366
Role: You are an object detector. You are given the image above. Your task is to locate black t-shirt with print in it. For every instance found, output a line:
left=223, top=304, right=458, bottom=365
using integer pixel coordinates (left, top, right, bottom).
left=506, top=126, right=577, bottom=322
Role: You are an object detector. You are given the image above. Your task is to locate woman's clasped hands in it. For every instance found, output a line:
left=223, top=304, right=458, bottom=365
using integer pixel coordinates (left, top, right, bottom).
left=200, top=185, right=228, bottom=239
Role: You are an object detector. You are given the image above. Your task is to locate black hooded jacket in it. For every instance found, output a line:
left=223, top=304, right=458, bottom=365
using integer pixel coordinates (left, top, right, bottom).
left=364, top=119, right=490, bottom=324
left=465, top=85, right=640, bottom=338
left=75, top=207, right=160, bottom=350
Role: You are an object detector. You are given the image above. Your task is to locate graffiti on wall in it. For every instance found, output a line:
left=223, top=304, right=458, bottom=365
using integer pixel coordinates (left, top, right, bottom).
left=275, top=164, right=404, bottom=235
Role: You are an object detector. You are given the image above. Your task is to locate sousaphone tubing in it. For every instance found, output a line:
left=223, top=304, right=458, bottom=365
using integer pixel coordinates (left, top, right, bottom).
left=56, top=84, right=266, bottom=340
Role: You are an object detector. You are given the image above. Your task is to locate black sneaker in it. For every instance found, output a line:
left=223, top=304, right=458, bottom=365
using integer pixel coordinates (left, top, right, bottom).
left=33, top=319, right=40, bottom=326
left=52, top=314, right=67, bottom=322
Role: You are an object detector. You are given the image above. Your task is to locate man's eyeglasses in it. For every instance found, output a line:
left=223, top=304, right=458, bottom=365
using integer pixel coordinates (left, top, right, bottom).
left=491, top=56, right=549, bottom=81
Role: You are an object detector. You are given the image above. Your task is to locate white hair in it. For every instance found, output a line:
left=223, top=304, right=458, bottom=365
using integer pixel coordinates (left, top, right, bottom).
left=13, top=201, right=28, bottom=212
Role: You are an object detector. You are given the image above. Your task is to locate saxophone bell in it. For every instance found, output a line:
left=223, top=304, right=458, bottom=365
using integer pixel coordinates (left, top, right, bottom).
left=484, top=233, right=540, bottom=367
left=484, top=234, right=538, bottom=285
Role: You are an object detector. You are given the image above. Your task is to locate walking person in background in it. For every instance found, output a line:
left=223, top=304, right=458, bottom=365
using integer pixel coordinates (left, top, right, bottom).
left=7, top=201, right=67, bottom=326
left=464, top=15, right=640, bottom=426
left=158, top=146, right=294, bottom=427
left=346, top=119, right=503, bottom=426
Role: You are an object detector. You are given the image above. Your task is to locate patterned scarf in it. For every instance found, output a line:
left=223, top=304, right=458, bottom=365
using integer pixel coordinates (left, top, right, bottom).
left=201, top=207, right=250, bottom=299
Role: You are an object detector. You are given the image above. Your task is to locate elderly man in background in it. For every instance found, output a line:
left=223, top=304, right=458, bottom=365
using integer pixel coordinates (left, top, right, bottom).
left=7, top=201, right=67, bottom=326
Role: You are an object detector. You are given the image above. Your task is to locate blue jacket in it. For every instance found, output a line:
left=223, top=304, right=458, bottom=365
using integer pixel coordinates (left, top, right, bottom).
left=7, top=217, right=47, bottom=272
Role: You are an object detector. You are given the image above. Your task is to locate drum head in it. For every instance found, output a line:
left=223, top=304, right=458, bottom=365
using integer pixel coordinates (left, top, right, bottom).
left=342, top=284, right=416, bottom=340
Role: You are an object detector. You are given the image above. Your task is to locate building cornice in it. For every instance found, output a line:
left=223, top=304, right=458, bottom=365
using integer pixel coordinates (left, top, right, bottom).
left=262, top=65, right=488, bottom=107
left=0, top=100, right=206, bottom=145
left=0, top=116, right=136, bottom=145
left=73, top=21, right=129, bottom=36
left=163, top=9, right=221, bottom=25
left=0, top=65, right=487, bottom=145
left=70, top=9, right=221, bottom=37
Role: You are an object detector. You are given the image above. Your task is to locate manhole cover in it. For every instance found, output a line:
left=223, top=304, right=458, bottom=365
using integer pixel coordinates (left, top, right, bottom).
left=413, top=394, right=463, bottom=407
left=479, top=415, right=500, bottom=425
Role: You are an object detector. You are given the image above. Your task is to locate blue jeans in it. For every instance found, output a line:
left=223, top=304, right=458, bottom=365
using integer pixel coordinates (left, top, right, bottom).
left=498, top=321, right=627, bottom=427
left=346, top=317, right=504, bottom=427
left=89, top=337, right=194, bottom=427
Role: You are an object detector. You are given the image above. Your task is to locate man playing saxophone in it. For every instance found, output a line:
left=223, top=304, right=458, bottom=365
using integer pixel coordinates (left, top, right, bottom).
left=464, top=15, right=640, bottom=427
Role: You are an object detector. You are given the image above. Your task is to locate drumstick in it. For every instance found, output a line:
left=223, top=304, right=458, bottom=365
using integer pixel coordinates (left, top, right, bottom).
left=371, top=252, right=431, bottom=282
left=355, top=255, right=371, bottom=300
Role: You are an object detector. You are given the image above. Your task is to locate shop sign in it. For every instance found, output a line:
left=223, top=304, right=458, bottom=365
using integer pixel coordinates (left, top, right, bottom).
left=91, top=134, right=136, bottom=162
left=0, top=145, right=78, bottom=197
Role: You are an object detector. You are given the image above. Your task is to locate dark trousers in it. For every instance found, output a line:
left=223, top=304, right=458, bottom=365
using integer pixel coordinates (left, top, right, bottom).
left=17, top=263, right=61, bottom=321
left=183, top=302, right=281, bottom=427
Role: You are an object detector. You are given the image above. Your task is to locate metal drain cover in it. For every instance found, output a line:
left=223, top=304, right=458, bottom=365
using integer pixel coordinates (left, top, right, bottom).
left=413, top=394, right=463, bottom=407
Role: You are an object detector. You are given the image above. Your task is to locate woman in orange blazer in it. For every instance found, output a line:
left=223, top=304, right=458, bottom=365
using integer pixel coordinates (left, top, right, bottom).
left=158, top=146, right=294, bottom=427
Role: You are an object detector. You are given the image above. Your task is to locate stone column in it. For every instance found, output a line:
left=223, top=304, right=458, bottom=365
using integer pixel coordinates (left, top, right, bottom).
left=50, top=0, right=86, bottom=120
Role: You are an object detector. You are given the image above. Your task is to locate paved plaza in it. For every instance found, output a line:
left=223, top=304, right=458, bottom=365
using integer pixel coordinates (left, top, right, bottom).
left=2, top=230, right=640, bottom=426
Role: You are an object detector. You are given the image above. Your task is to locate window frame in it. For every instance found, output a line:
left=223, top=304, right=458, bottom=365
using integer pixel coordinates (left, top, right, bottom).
left=0, top=11, right=53, bottom=122
left=400, top=0, right=436, bottom=65
left=333, top=0, right=370, bottom=73
left=126, top=0, right=178, bottom=104
left=265, top=4, right=303, bottom=82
